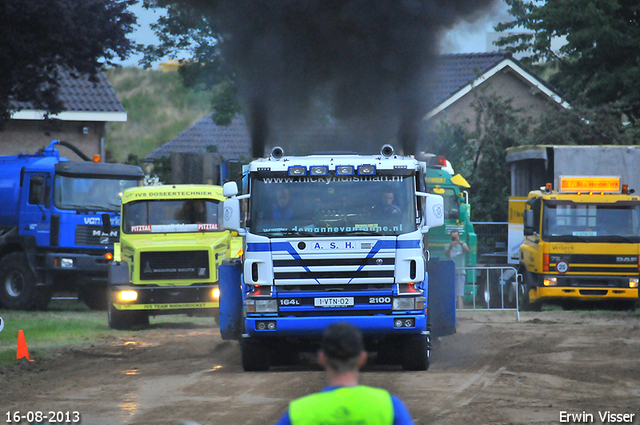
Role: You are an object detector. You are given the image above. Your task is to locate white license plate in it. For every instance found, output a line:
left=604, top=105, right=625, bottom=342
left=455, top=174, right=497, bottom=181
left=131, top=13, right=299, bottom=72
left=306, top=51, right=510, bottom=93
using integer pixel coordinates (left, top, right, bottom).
left=314, top=297, right=354, bottom=307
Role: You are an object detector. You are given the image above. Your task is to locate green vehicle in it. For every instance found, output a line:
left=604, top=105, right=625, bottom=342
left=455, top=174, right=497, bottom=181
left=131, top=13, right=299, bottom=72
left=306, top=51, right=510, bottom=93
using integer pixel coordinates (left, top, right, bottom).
left=421, top=154, right=477, bottom=303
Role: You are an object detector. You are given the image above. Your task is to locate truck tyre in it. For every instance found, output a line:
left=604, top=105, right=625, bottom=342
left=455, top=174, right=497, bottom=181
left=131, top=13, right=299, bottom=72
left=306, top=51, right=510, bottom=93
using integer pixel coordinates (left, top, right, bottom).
left=241, top=338, right=270, bottom=371
left=0, top=252, right=46, bottom=310
left=401, top=335, right=429, bottom=371
left=518, top=270, right=541, bottom=312
left=108, top=303, right=147, bottom=330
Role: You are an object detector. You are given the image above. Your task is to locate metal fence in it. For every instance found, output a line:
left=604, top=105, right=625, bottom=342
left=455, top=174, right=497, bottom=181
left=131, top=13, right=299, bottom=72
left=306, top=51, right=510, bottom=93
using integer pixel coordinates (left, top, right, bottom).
left=459, top=265, right=521, bottom=321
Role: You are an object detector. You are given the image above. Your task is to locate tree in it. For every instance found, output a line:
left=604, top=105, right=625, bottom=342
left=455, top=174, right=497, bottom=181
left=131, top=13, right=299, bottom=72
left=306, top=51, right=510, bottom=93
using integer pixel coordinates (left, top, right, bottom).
left=495, top=0, right=640, bottom=125
left=139, top=1, right=240, bottom=126
left=0, top=0, right=137, bottom=126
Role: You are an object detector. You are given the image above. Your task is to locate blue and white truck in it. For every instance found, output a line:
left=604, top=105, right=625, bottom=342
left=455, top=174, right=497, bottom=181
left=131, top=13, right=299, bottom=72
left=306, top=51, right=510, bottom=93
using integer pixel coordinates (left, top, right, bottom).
left=0, top=140, right=144, bottom=310
left=220, top=145, right=454, bottom=371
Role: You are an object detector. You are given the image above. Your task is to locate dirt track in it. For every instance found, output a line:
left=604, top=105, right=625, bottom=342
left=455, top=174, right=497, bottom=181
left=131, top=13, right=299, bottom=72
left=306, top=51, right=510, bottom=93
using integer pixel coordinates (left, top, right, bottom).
left=2, top=310, right=639, bottom=425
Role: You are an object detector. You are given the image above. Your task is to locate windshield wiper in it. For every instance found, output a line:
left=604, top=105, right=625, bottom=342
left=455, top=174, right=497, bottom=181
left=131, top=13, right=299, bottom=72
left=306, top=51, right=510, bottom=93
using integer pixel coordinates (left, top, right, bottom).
left=275, top=230, right=316, bottom=237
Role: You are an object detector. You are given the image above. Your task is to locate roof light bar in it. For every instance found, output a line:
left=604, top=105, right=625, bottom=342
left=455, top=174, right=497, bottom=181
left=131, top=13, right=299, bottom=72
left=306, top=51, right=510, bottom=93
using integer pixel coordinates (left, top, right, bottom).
left=357, top=165, right=376, bottom=175
left=336, top=165, right=354, bottom=176
left=309, top=166, right=329, bottom=176
left=288, top=166, right=307, bottom=176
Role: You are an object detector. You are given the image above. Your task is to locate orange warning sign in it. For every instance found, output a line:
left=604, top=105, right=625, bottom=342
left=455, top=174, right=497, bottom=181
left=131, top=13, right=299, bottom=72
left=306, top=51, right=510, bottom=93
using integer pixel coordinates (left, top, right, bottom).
left=558, top=176, right=620, bottom=193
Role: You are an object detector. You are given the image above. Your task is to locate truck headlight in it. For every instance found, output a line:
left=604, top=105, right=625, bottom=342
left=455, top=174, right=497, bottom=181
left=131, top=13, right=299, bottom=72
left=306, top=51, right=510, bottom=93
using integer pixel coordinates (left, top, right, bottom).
left=255, top=299, right=278, bottom=313
left=61, top=258, right=74, bottom=268
left=393, top=297, right=417, bottom=310
left=543, top=277, right=557, bottom=286
left=212, top=288, right=220, bottom=299
left=118, top=290, right=138, bottom=302
left=629, top=278, right=639, bottom=288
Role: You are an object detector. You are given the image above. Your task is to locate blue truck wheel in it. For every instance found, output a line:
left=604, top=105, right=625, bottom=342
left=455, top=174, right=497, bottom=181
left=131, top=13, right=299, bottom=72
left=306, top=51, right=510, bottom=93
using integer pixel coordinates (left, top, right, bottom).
left=0, top=252, right=47, bottom=310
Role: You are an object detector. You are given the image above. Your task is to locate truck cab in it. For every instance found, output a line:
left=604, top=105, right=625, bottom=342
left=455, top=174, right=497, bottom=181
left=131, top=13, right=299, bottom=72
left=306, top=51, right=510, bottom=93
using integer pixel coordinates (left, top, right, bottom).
left=0, top=140, right=144, bottom=309
left=519, top=178, right=640, bottom=310
left=421, top=154, right=477, bottom=303
left=107, top=184, right=242, bottom=329
left=221, top=145, right=453, bottom=371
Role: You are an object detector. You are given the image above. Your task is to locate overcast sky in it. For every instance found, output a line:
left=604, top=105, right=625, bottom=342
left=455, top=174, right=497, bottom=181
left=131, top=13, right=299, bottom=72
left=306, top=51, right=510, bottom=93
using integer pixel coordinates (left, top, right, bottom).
left=117, top=2, right=512, bottom=68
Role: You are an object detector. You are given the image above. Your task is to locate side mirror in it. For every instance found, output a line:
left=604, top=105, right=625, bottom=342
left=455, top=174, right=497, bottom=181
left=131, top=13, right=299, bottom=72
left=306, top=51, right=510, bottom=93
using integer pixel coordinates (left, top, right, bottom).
left=223, top=181, right=238, bottom=198
left=523, top=209, right=534, bottom=236
left=223, top=198, right=242, bottom=232
left=422, top=193, right=444, bottom=232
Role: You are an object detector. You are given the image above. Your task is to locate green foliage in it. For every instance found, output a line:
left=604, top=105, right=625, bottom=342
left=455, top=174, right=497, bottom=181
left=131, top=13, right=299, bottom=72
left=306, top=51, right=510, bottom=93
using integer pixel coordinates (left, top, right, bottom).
left=426, top=94, right=532, bottom=222
left=104, top=67, right=214, bottom=163
left=139, top=1, right=241, bottom=124
left=496, top=0, right=640, bottom=124
left=0, top=0, right=137, bottom=126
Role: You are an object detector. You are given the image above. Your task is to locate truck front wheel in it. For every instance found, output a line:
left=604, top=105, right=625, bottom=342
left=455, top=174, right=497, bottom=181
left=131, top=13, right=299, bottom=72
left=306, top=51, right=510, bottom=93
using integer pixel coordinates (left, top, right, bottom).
left=0, top=252, right=48, bottom=310
left=401, top=335, right=430, bottom=371
left=518, top=270, right=541, bottom=312
left=241, top=338, right=270, bottom=371
left=108, top=303, right=148, bottom=330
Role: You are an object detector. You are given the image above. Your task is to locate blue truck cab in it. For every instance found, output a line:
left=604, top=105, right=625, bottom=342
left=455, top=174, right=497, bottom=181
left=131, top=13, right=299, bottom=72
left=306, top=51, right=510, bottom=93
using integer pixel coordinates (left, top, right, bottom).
left=219, top=145, right=455, bottom=371
left=0, top=140, right=144, bottom=309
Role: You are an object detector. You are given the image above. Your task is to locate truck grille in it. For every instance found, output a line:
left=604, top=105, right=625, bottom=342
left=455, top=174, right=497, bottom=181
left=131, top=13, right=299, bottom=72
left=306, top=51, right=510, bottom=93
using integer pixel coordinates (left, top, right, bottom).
left=139, top=251, right=209, bottom=281
left=273, top=255, right=395, bottom=285
left=75, top=225, right=119, bottom=246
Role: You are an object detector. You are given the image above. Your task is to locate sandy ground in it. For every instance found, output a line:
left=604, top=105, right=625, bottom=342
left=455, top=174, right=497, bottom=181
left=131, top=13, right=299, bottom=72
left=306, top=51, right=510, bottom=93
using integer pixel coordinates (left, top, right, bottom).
left=2, top=310, right=639, bottom=425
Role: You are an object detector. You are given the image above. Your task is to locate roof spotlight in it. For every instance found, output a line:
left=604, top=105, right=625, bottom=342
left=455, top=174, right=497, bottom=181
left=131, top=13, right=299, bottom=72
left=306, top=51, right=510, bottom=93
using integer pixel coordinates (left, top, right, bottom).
left=271, top=146, right=284, bottom=160
left=381, top=144, right=394, bottom=158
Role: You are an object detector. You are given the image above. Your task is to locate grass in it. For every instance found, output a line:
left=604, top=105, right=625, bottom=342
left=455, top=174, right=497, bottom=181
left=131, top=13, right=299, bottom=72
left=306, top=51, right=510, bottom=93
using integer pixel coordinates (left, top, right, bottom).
left=0, top=299, right=215, bottom=367
left=103, top=67, right=215, bottom=163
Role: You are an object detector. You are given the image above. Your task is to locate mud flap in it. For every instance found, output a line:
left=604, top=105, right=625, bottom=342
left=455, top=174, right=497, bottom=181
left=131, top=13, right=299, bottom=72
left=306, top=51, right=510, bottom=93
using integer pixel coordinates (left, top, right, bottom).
left=427, top=259, right=456, bottom=338
left=219, top=261, right=243, bottom=340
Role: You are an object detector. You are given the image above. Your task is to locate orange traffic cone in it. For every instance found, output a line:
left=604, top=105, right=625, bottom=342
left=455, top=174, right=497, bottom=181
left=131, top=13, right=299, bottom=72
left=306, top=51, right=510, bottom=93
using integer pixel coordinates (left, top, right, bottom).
left=16, top=330, right=33, bottom=362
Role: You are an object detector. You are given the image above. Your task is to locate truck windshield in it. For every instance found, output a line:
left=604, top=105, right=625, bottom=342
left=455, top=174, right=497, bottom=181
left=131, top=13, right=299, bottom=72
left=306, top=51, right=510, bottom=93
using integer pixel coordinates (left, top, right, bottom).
left=249, top=174, right=416, bottom=236
left=542, top=201, right=640, bottom=242
left=54, top=176, right=138, bottom=212
left=122, top=199, right=223, bottom=234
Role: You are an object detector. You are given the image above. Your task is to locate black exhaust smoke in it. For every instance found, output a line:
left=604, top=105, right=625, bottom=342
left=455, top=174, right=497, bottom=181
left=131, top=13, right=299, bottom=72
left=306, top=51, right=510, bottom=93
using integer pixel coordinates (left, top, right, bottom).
left=185, top=0, right=497, bottom=157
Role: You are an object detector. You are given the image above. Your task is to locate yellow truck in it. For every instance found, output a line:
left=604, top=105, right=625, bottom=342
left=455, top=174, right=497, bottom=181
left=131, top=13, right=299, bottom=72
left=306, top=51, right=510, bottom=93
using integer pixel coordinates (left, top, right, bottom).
left=508, top=146, right=640, bottom=311
left=107, top=184, right=242, bottom=329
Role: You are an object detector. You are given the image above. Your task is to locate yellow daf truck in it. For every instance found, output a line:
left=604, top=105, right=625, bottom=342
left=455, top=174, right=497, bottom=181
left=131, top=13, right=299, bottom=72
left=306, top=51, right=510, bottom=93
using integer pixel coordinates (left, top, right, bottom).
left=107, top=184, right=242, bottom=329
left=508, top=146, right=640, bottom=311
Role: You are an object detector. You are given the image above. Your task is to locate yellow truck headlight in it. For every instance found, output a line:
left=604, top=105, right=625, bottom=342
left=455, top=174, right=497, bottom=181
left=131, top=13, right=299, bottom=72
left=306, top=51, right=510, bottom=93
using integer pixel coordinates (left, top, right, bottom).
left=543, top=277, right=557, bottom=286
left=118, top=290, right=138, bottom=302
left=212, top=288, right=220, bottom=299
left=629, top=278, right=639, bottom=288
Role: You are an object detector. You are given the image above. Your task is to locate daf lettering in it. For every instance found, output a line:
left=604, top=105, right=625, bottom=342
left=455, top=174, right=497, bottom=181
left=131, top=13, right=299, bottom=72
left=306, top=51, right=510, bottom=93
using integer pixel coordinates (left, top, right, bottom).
left=616, top=256, right=637, bottom=263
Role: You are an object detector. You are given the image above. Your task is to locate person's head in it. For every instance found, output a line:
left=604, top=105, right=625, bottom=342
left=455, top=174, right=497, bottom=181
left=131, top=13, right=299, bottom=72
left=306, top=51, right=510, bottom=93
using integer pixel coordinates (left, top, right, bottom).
left=319, top=322, right=367, bottom=374
left=276, top=187, right=290, bottom=208
left=382, top=191, right=394, bottom=205
left=450, top=230, right=460, bottom=241
left=193, top=200, right=206, bottom=214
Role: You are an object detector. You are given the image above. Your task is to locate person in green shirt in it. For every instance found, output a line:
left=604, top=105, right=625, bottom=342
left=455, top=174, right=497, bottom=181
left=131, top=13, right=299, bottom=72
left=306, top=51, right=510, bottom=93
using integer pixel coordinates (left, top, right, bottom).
left=275, top=322, right=414, bottom=425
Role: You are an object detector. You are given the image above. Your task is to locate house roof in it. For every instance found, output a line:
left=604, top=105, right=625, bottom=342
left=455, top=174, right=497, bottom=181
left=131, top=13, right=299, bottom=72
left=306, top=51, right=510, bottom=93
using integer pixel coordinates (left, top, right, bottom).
left=146, top=114, right=251, bottom=161
left=425, top=51, right=568, bottom=119
left=11, top=68, right=127, bottom=122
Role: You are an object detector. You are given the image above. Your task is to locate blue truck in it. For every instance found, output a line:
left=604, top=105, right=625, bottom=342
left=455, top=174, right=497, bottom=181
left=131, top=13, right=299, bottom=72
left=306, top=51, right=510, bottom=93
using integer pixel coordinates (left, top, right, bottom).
left=219, top=145, right=456, bottom=371
left=0, top=140, right=144, bottom=310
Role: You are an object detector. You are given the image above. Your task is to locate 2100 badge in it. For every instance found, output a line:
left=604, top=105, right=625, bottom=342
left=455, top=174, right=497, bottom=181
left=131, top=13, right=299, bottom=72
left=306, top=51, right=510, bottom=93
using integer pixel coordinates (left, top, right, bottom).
left=5, top=411, right=81, bottom=423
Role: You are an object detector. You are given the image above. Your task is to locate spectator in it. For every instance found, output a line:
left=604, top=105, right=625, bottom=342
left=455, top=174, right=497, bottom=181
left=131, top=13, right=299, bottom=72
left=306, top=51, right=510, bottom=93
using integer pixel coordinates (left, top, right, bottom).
left=275, top=322, right=414, bottom=425
left=445, top=230, right=469, bottom=309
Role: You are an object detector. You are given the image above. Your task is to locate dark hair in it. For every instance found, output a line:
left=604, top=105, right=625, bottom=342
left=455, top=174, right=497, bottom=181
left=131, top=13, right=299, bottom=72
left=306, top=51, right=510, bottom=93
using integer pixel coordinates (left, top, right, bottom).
left=321, top=322, right=364, bottom=361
